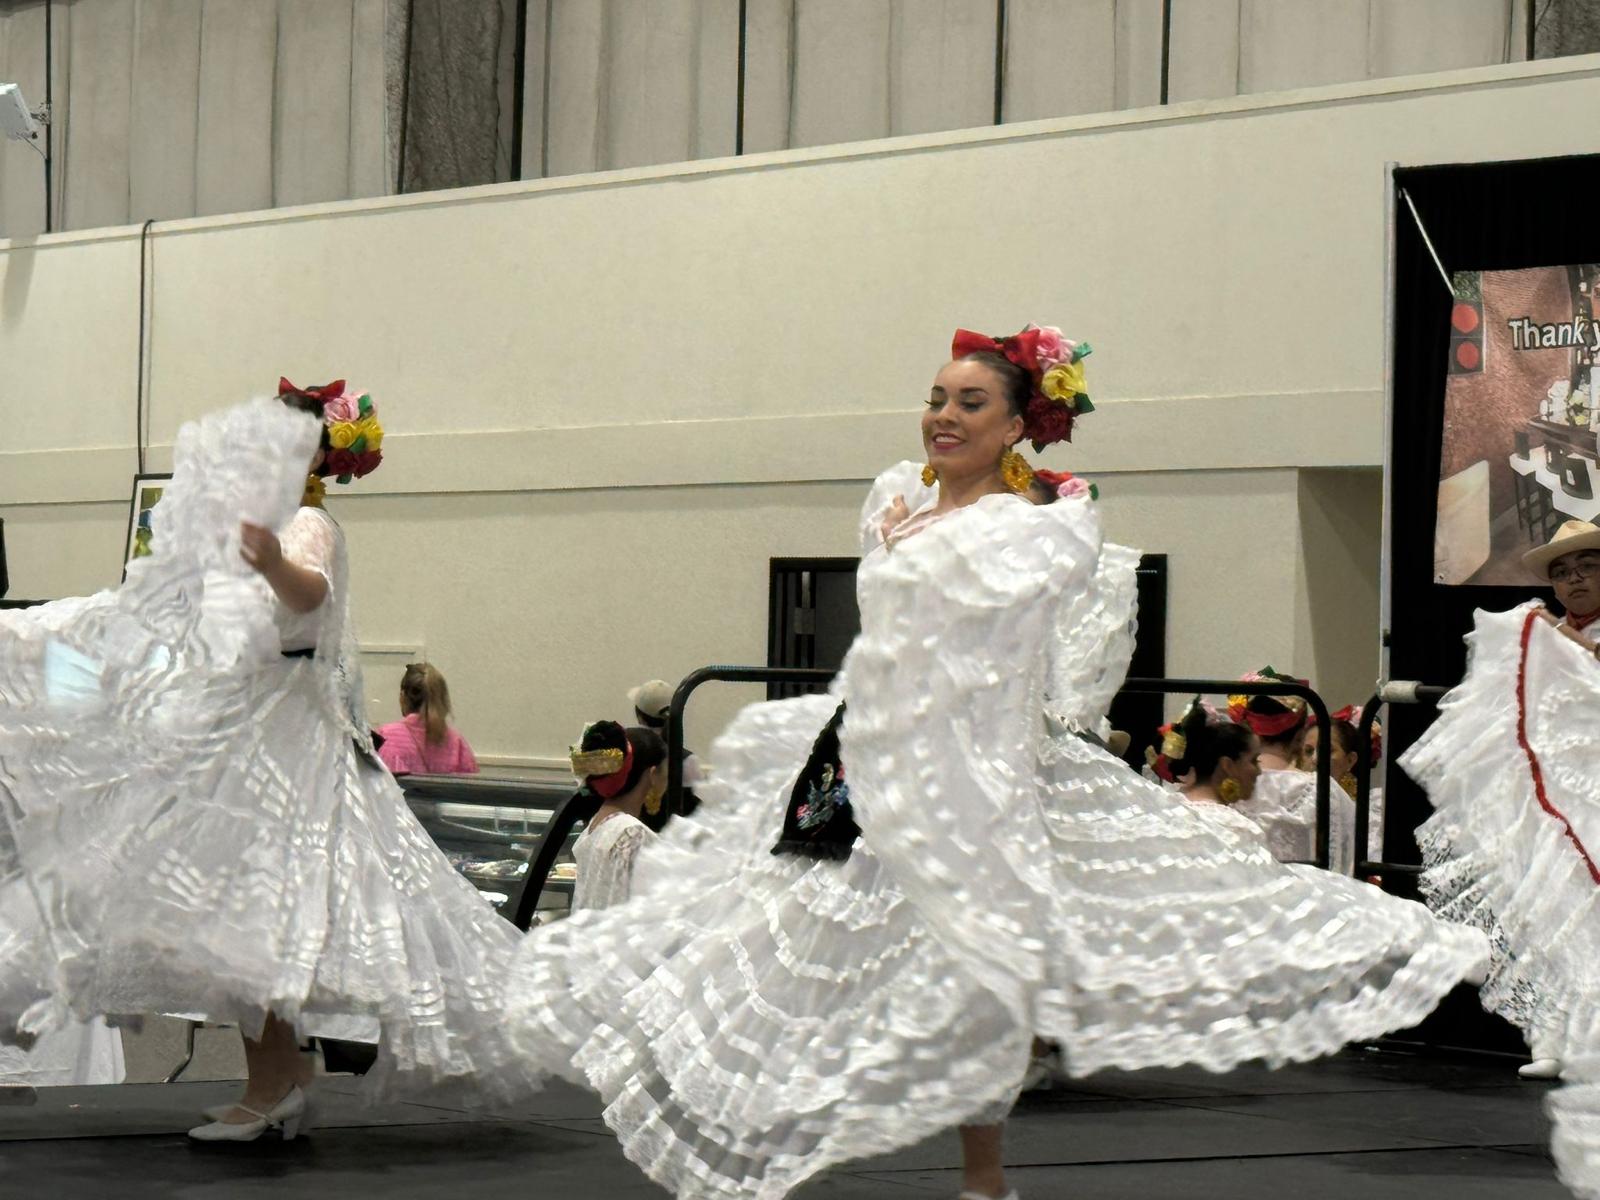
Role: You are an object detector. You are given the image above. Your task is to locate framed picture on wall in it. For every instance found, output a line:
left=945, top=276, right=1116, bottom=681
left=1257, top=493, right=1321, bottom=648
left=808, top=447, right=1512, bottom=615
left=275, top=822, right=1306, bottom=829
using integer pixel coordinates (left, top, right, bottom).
left=123, top=473, right=173, bottom=580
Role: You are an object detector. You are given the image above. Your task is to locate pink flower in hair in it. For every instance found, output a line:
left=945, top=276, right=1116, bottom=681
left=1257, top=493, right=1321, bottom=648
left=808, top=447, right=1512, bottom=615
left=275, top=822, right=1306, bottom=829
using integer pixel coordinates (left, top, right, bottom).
left=1031, top=325, right=1076, bottom=370
left=323, top=391, right=362, bottom=423
left=1056, top=475, right=1091, bottom=500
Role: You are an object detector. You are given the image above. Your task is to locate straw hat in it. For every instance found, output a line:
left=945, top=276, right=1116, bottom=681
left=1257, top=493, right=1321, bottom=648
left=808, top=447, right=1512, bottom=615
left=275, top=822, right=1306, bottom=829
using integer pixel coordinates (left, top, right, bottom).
left=628, top=679, right=674, bottom=721
left=1523, top=519, right=1600, bottom=580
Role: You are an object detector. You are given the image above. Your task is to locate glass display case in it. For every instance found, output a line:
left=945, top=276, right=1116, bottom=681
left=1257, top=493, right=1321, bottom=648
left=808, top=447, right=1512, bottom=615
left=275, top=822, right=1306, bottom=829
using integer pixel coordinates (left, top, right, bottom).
left=398, top=774, right=588, bottom=928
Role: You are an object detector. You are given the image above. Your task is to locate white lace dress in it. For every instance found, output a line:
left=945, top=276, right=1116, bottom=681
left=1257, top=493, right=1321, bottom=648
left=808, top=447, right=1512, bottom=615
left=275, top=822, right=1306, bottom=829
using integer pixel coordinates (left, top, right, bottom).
left=572, top=813, right=654, bottom=911
left=0, top=398, right=520, bottom=1098
left=1402, top=604, right=1600, bottom=1198
left=501, top=462, right=1488, bottom=1200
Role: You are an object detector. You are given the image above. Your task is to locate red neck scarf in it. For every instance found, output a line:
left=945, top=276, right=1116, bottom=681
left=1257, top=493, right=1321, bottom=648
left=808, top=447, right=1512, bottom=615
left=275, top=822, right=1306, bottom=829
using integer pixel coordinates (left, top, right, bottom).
left=1568, top=608, right=1600, bottom=632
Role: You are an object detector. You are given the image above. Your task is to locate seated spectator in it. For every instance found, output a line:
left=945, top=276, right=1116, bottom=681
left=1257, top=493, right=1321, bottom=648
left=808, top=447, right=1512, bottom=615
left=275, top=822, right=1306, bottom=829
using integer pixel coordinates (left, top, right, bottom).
left=629, top=678, right=702, bottom=820
left=376, top=662, right=479, bottom=776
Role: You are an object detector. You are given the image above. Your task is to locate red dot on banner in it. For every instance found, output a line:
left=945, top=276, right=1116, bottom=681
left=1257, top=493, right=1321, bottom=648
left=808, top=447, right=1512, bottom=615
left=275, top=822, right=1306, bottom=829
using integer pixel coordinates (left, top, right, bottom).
left=1452, top=303, right=1479, bottom=333
left=1456, top=341, right=1481, bottom=370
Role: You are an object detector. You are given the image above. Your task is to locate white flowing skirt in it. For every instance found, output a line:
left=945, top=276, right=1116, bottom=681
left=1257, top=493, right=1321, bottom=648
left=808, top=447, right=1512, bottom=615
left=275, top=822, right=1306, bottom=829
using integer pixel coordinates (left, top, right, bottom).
left=1403, top=604, right=1600, bottom=1198
left=0, top=398, right=520, bottom=1098
left=505, top=692, right=1488, bottom=1200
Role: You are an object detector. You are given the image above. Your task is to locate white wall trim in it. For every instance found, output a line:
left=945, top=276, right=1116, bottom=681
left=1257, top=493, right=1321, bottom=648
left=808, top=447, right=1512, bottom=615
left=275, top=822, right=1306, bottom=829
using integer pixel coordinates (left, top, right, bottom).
left=0, top=389, right=1383, bottom=507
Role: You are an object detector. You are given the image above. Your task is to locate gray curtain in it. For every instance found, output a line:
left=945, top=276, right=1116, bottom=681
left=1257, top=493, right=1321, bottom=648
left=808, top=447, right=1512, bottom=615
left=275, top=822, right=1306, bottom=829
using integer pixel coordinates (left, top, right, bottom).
left=0, top=0, right=392, bottom=238
left=391, top=0, right=521, bottom=194
left=524, top=0, right=1528, bottom=181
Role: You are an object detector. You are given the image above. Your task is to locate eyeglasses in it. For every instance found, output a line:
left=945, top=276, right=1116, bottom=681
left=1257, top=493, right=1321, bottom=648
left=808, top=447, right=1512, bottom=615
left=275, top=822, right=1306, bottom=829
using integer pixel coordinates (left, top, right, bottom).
left=1550, top=557, right=1600, bottom=584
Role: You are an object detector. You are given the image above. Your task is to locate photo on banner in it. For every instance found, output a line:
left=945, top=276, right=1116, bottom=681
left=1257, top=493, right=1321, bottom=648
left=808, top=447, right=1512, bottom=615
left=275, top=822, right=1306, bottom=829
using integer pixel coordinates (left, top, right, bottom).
left=1434, top=264, right=1600, bottom=586
left=123, top=473, right=173, bottom=580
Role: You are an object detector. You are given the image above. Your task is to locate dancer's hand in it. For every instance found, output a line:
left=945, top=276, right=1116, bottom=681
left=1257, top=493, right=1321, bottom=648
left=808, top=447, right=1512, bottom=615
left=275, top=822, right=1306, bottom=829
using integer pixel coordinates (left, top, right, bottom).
left=881, top=496, right=911, bottom=543
left=240, top=522, right=283, bottom=574
left=1540, top=608, right=1600, bottom=655
left=240, top=522, right=328, bottom=613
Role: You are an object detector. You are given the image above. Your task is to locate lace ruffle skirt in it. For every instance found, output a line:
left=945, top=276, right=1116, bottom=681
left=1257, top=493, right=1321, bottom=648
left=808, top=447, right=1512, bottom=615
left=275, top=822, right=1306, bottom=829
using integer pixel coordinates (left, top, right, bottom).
left=0, top=399, right=520, bottom=1097
left=1403, top=605, right=1600, bottom=1198
left=505, top=692, right=1488, bottom=1199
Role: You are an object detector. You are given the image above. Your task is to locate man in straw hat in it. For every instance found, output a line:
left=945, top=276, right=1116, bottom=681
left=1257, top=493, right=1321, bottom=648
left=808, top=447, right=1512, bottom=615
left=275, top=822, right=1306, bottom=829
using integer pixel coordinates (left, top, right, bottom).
left=1525, top=519, right=1600, bottom=658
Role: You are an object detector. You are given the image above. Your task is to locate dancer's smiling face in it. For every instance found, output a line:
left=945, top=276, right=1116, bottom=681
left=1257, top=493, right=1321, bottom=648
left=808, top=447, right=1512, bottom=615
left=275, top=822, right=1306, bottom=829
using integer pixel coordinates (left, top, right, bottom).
left=922, top=358, right=1025, bottom=484
left=1550, top=550, right=1600, bottom=618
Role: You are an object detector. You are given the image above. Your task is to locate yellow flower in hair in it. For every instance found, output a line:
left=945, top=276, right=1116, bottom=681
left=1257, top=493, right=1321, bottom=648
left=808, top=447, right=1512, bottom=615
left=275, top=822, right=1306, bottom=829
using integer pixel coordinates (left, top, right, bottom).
left=1041, top=362, right=1087, bottom=406
left=328, top=421, right=359, bottom=450
left=354, top=415, right=384, bottom=450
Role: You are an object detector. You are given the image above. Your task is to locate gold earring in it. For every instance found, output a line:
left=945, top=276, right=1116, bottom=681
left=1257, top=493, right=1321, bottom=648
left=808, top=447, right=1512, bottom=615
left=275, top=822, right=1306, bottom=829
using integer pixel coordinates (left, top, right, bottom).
left=644, top=781, right=665, bottom=815
left=1000, top=449, right=1034, bottom=494
left=921, top=463, right=937, bottom=487
left=1218, top=778, right=1242, bottom=804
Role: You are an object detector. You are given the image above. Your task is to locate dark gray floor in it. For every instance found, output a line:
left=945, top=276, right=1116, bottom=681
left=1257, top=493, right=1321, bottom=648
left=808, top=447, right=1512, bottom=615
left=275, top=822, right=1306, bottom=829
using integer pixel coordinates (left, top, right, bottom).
left=0, top=1049, right=1567, bottom=1198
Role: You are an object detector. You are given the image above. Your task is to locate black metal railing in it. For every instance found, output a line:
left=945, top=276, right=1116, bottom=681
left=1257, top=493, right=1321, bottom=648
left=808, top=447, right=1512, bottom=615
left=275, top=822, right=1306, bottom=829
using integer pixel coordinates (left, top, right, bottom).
left=1351, top=681, right=1451, bottom=880
left=665, top=666, right=1338, bottom=870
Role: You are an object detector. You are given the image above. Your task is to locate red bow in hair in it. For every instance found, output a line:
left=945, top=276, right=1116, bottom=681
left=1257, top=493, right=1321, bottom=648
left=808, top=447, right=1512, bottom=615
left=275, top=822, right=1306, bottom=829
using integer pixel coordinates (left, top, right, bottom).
left=589, top=739, right=636, bottom=799
left=278, top=377, right=346, bottom=407
left=1333, top=704, right=1382, bottom=762
left=951, top=328, right=1043, bottom=378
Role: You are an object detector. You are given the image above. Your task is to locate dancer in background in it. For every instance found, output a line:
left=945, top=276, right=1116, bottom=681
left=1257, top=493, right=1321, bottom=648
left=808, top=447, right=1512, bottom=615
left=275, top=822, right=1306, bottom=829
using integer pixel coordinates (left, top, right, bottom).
left=1297, top=705, right=1386, bottom=875
left=0, top=381, right=519, bottom=1144
left=567, top=721, right=665, bottom=911
left=1229, top=669, right=1321, bottom=863
left=1404, top=519, right=1600, bottom=1196
left=1168, top=702, right=1271, bottom=848
left=503, top=325, right=1487, bottom=1200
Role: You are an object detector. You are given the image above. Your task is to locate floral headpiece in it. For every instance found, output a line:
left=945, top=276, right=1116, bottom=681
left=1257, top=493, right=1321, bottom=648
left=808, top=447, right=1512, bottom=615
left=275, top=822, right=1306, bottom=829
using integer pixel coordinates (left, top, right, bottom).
left=1333, top=704, right=1383, bottom=763
left=1145, top=695, right=1224, bottom=781
left=1227, top=667, right=1308, bottom=737
left=951, top=324, right=1093, bottom=452
left=1034, top=468, right=1099, bottom=502
left=278, top=377, right=385, bottom=484
left=570, top=723, right=635, bottom=799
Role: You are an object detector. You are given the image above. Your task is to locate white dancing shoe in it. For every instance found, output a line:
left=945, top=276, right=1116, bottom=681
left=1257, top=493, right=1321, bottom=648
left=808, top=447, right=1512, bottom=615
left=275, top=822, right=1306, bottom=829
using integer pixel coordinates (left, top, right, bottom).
left=1519, top=1057, right=1563, bottom=1080
left=187, top=1086, right=307, bottom=1143
left=958, top=1191, right=1019, bottom=1200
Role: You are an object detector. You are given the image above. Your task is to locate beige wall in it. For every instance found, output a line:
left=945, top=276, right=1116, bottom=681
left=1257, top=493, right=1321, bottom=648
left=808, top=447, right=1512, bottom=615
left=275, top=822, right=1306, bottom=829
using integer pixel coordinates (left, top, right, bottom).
left=6, top=58, right=1600, bottom=767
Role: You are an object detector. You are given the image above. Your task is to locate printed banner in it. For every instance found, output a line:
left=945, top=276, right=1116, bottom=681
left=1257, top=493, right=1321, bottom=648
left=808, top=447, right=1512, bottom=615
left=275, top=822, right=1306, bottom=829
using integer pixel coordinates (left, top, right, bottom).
left=1435, top=265, right=1600, bottom=586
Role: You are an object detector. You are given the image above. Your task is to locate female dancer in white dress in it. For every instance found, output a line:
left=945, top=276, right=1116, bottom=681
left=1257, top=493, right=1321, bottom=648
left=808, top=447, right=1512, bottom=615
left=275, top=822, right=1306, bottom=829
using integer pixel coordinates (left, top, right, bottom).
left=503, top=325, right=1488, bottom=1200
left=1297, top=706, right=1386, bottom=875
left=1229, top=670, right=1322, bottom=864
left=568, top=722, right=665, bottom=912
left=1168, top=703, right=1272, bottom=849
left=0, top=382, right=519, bottom=1142
left=1403, top=519, right=1600, bottom=1196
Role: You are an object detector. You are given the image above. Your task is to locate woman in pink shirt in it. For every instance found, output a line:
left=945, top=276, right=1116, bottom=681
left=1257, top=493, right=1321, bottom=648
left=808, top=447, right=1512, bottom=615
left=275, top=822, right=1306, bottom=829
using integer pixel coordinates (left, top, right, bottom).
left=377, top=663, right=479, bottom=775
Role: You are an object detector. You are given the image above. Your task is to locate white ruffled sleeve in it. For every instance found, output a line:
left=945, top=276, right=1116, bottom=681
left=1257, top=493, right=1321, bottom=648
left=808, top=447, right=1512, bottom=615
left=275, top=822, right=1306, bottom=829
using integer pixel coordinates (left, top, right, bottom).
left=840, top=492, right=1103, bottom=1022
left=858, top=461, right=936, bottom=556
left=278, top=507, right=338, bottom=593
left=1045, top=540, right=1139, bottom=737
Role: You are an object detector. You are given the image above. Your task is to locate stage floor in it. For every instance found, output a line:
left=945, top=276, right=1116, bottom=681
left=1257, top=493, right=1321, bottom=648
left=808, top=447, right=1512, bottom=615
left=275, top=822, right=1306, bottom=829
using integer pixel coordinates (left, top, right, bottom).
left=0, top=1048, right=1565, bottom=1198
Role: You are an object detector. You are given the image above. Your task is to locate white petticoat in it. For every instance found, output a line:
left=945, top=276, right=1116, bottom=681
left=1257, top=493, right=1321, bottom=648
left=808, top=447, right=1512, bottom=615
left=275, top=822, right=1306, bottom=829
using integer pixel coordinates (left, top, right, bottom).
left=0, top=398, right=520, bottom=1098
left=503, top=464, right=1489, bottom=1200
left=1403, top=604, right=1600, bottom=1198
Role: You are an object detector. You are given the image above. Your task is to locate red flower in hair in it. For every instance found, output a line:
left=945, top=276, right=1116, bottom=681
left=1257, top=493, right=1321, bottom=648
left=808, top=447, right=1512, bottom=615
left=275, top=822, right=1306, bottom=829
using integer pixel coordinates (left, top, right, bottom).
left=1025, top=395, right=1074, bottom=449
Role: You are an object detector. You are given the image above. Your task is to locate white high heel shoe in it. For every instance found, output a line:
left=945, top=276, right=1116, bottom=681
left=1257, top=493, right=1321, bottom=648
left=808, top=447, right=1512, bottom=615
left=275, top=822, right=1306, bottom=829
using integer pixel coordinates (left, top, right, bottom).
left=1519, top=1057, right=1562, bottom=1080
left=188, top=1086, right=307, bottom=1143
left=958, top=1191, right=1019, bottom=1200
